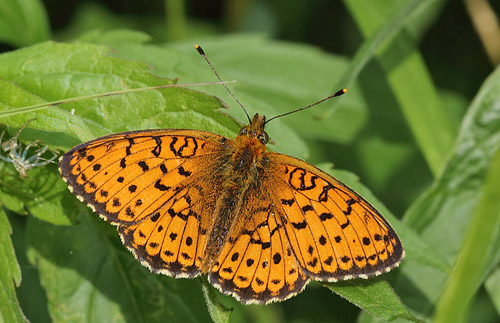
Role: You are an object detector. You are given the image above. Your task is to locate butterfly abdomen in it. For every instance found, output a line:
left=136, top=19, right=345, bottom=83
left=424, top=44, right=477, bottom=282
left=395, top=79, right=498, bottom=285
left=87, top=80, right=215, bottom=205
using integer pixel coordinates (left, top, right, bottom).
left=200, top=137, right=269, bottom=272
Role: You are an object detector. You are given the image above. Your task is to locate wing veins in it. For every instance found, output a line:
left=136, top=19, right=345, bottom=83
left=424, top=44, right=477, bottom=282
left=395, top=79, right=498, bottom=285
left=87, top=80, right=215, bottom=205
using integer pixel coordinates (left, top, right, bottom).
left=265, top=176, right=326, bottom=274
left=155, top=191, right=202, bottom=264
left=269, top=167, right=370, bottom=274
left=80, top=143, right=216, bottom=186
left=329, top=185, right=397, bottom=260
left=72, top=136, right=218, bottom=186
left=267, top=202, right=288, bottom=287
left=293, top=188, right=343, bottom=273
left=338, top=189, right=384, bottom=261
left=327, top=187, right=371, bottom=264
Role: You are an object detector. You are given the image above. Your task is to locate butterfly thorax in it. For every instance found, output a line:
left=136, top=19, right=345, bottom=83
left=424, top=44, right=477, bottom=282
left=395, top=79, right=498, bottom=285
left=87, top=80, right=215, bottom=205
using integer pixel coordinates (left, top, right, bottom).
left=232, top=114, right=269, bottom=170
left=201, top=114, right=271, bottom=272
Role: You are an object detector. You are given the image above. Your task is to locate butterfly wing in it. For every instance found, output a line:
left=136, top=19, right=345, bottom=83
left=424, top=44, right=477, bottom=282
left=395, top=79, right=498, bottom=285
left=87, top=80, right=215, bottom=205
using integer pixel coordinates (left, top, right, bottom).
left=208, top=184, right=309, bottom=305
left=264, top=153, right=404, bottom=281
left=59, top=129, right=227, bottom=277
left=206, top=151, right=403, bottom=304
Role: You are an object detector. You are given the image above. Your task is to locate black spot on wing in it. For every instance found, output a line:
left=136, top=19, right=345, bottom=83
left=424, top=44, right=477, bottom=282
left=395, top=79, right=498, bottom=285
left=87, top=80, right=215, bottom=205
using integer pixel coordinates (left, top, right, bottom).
left=151, top=136, right=162, bottom=157
left=138, top=161, right=149, bottom=172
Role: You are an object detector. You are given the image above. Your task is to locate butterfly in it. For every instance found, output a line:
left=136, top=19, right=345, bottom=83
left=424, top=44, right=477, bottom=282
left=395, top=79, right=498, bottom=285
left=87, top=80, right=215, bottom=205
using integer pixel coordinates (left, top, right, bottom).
left=59, top=45, right=404, bottom=305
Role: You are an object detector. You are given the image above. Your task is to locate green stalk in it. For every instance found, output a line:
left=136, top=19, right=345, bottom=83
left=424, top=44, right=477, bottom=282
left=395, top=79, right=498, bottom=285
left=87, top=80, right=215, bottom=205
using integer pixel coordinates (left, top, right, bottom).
left=166, top=0, right=187, bottom=40
left=434, top=144, right=500, bottom=322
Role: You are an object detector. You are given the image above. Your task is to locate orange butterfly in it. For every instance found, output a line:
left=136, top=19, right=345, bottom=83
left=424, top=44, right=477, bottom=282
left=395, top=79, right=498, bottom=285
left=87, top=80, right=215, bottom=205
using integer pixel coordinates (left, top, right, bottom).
left=59, top=45, right=404, bottom=304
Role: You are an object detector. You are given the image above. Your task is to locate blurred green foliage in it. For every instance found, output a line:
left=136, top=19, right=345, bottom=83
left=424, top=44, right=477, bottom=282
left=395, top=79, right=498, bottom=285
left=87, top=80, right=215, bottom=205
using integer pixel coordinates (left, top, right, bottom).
left=0, top=0, right=499, bottom=322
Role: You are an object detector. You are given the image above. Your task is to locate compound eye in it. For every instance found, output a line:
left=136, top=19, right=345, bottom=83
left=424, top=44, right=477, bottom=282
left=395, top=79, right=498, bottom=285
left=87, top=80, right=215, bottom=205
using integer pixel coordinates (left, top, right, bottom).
left=239, top=127, right=248, bottom=136
left=258, top=131, right=269, bottom=144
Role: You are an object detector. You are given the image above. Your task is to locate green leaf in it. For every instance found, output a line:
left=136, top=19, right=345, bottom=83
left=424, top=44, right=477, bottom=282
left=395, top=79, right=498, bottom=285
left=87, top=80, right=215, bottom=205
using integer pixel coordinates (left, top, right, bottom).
left=344, top=0, right=455, bottom=176
left=0, top=41, right=237, bottom=224
left=26, top=214, right=210, bottom=322
left=0, top=42, right=237, bottom=140
left=0, top=0, right=50, bottom=47
left=486, top=267, right=500, bottom=316
left=0, top=78, right=94, bottom=144
left=99, top=34, right=366, bottom=157
left=399, top=65, right=500, bottom=319
left=201, top=278, right=232, bottom=323
left=8, top=211, right=51, bottom=322
left=0, top=78, right=93, bottom=225
left=0, top=208, right=26, bottom=322
left=0, top=160, right=80, bottom=225
left=326, top=278, right=416, bottom=322
left=328, top=0, right=431, bottom=111
left=434, top=134, right=500, bottom=322
left=405, top=65, right=500, bottom=248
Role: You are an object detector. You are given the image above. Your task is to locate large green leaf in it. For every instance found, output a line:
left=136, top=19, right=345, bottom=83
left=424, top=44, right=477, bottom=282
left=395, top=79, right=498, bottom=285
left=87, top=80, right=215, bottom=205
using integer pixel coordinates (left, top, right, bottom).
left=26, top=214, right=210, bottom=322
left=0, top=209, right=26, bottom=322
left=0, top=41, right=236, bottom=225
left=434, top=139, right=500, bottom=322
left=91, top=33, right=366, bottom=153
left=400, top=65, right=500, bottom=319
left=327, top=278, right=415, bottom=322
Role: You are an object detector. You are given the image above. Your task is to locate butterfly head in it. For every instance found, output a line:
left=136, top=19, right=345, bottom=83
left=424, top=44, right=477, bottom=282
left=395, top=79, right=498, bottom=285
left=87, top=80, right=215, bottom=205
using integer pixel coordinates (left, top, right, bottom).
left=239, top=113, right=269, bottom=144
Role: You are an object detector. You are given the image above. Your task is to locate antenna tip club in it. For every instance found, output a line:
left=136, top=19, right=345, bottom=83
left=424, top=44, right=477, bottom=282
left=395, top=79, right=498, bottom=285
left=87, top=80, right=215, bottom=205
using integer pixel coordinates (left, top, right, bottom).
left=195, top=44, right=205, bottom=56
left=334, top=88, right=347, bottom=96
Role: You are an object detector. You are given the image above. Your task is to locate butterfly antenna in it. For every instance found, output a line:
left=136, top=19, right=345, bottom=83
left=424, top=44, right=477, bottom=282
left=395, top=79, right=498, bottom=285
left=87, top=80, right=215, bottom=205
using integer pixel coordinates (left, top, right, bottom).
left=195, top=45, right=251, bottom=123
left=265, top=88, right=347, bottom=124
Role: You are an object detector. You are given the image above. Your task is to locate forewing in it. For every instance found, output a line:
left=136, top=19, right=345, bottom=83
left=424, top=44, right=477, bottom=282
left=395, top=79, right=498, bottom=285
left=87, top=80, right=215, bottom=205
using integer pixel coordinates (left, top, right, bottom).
left=59, top=129, right=225, bottom=277
left=266, top=153, right=404, bottom=281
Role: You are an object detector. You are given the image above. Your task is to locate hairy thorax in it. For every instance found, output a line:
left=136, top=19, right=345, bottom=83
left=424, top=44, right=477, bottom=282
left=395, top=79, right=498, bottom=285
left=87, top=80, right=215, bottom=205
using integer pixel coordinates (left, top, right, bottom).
left=201, top=131, right=270, bottom=271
